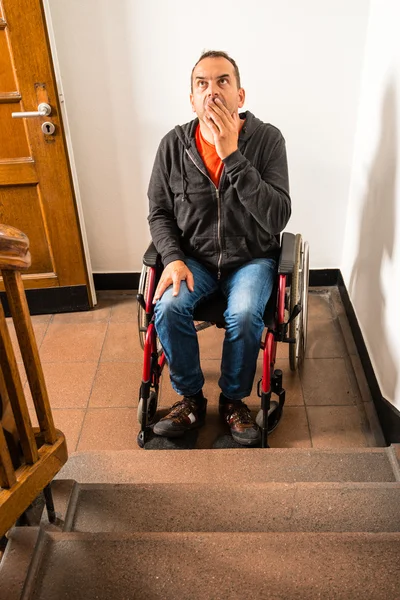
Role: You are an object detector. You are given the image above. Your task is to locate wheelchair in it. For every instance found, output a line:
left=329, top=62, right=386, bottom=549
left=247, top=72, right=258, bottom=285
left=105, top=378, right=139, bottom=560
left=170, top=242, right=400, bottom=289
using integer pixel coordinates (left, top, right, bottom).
left=137, top=232, right=309, bottom=449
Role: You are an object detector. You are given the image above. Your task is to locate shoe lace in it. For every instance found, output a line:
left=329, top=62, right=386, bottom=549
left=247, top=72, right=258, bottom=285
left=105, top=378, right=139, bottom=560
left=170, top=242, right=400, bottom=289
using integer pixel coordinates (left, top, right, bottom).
left=167, top=399, right=197, bottom=422
left=227, top=403, right=253, bottom=425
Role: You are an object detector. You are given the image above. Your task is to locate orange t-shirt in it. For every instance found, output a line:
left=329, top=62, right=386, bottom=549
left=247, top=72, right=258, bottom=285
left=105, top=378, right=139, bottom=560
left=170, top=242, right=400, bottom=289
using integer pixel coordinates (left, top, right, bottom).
left=195, top=124, right=224, bottom=188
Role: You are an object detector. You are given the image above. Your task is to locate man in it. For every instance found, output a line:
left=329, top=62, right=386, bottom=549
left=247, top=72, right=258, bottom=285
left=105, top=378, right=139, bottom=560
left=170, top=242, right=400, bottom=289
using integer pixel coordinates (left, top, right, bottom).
left=148, top=50, right=291, bottom=446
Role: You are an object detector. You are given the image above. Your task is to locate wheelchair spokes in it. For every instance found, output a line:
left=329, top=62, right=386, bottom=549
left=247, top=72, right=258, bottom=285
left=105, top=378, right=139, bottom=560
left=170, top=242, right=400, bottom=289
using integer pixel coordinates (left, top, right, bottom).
left=289, top=235, right=310, bottom=371
left=137, top=264, right=163, bottom=355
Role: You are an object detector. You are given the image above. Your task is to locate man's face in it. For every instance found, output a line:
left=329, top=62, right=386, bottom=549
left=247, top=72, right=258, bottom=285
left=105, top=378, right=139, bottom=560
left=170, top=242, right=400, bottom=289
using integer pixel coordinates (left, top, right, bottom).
left=190, top=57, right=245, bottom=122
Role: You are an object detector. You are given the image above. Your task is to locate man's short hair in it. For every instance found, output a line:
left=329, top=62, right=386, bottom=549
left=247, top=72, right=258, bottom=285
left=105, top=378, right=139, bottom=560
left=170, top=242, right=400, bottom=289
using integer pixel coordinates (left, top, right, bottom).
left=191, top=50, right=241, bottom=92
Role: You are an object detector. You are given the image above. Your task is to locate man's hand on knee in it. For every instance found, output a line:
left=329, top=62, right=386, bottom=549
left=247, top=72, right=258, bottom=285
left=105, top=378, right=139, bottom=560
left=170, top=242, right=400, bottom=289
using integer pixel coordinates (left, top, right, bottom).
left=153, top=260, right=194, bottom=302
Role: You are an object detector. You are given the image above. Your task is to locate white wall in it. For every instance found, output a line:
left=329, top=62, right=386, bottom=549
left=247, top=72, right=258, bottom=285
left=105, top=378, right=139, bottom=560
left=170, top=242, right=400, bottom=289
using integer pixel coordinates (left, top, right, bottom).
left=342, top=0, right=400, bottom=410
left=47, top=0, right=370, bottom=272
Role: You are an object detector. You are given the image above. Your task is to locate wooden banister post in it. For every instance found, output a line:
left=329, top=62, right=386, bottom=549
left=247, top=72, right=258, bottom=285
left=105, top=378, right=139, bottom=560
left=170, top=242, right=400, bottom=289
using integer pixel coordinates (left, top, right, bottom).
left=0, top=302, right=38, bottom=464
left=3, top=271, right=57, bottom=444
left=0, top=426, right=17, bottom=489
left=0, top=224, right=56, bottom=450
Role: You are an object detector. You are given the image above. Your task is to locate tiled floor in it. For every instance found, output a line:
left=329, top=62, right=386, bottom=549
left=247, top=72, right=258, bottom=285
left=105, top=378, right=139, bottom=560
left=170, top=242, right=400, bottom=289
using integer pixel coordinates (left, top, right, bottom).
left=9, top=288, right=384, bottom=454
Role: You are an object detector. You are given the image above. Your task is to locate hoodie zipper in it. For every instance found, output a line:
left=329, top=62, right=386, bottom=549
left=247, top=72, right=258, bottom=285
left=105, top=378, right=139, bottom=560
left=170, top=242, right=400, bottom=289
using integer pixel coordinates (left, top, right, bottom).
left=185, top=149, right=223, bottom=279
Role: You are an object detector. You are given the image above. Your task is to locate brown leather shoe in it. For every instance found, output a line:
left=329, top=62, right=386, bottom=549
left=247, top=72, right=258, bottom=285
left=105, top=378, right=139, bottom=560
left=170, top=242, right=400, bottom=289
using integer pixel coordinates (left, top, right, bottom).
left=153, top=397, right=207, bottom=438
left=219, top=395, right=261, bottom=446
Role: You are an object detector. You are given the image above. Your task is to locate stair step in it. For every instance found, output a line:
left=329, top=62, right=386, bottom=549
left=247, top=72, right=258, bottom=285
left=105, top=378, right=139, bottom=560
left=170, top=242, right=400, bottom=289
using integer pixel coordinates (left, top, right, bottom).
left=57, top=446, right=399, bottom=484
left=58, top=481, right=400, bottom=533
left=3, top=529, right=400, bottom=600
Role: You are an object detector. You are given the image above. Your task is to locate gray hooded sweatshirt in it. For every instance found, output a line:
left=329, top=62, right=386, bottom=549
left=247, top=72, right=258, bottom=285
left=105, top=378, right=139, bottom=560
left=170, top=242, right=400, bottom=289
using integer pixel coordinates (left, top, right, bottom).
left=148, top=111, right=291, bottom=276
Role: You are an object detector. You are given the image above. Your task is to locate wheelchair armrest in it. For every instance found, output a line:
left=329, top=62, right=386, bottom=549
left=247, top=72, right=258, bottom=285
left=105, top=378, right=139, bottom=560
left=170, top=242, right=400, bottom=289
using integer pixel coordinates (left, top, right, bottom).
left=143, top=242, right=161, bottom=267
left=278, top=232, right=296, bottom=274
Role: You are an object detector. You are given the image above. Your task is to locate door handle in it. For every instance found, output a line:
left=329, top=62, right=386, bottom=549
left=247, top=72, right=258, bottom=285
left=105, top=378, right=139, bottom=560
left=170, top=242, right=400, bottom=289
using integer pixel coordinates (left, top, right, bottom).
left=12, top=102, right=51, bottom=118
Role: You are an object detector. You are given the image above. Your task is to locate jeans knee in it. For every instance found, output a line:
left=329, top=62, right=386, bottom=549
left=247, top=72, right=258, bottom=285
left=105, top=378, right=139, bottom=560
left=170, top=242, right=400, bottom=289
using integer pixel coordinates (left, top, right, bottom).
left=225, top=304, right=262, bottom=332
left=154, top=289, right=193, bottom=324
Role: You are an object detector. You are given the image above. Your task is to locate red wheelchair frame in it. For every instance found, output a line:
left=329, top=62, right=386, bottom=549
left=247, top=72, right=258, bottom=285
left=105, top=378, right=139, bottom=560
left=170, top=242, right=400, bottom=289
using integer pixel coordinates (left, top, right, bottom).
left=137, top=232, right=309, bottom=449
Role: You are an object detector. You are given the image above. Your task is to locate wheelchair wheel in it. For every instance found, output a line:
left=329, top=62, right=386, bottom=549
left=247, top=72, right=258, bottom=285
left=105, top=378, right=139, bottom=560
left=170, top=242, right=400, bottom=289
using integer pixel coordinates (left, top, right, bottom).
left=137, top=390, right=158, bottom=425
left=137, top=265, right=162, bottom=355
left=289, top=234, right=310, bottom=371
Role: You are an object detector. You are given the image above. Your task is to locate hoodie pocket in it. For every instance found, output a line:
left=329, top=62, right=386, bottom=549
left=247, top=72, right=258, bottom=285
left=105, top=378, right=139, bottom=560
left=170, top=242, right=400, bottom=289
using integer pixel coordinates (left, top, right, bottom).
left=225, top=236, right=252, bottom=261
left=192, top=236, right=216, bottom=257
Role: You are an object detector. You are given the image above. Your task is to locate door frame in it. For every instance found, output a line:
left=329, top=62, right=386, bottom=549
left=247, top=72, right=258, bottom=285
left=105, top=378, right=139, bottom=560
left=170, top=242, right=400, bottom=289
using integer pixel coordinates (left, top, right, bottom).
left=41, top=0, right=97, bottom=306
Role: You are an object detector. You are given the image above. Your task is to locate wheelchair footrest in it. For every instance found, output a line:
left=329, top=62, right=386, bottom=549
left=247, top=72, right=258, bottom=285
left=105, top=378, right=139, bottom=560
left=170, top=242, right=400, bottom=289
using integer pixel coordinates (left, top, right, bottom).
left=212, top=434, right=262, bottom=449
left=139, top=428, right=200, bottom=450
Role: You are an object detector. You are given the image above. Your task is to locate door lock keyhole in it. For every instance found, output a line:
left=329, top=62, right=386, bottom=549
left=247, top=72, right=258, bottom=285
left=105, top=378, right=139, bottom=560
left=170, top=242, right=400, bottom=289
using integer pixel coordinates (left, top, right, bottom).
left=41, top=121, right=55, bottom=135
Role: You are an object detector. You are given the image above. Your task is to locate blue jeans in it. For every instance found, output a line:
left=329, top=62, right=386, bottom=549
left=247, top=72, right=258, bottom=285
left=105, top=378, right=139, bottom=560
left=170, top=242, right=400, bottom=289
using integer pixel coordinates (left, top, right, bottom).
left=154, top=257, right=276, bottom=401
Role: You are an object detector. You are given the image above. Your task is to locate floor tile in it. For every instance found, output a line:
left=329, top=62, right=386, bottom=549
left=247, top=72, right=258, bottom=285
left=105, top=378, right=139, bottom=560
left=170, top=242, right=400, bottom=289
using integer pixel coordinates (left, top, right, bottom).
left=259, top=334, right=288, bottom=360
left=157, top=367, right=174, bottom=407
left=307, top=406, right=368, bottom=448
left=307, top=292, right=334, bottom=320
left=110, top=295, right=137, bottom=322
left=202, top=361, right=222, bottom=406
left=100, top=322, right=142, bottom=362
left=348, top=354, right=373, bottom=403
left=275, top=341, right=289, bottom=360
left=306, top=319, right=347, bottom=358
left=30, top=408, right=85, bottom=453
left=300, top=358, right=357, bottom=406
left=52, top=297, right=112, bottom=324
left=159, top=358, right=303, bottom=410
left=89, top=362, right=142, bottom=408
left=362, top=401, right=386, bottom=447
left=196, top=406, right=233, bottom=449
left=6, top=314, right=52, bottom=325
left=198, top=325, right=225, bottom=359
left=7, top=322, right=49, bottom=363
left=159, top=359, right=271, bottom=409
left=337, top=314, right=358, bottom=355
left=158, top=362, right=221, bottom=407
left=268, top=406, right=311, bottom=448
left=330, top=287, right=346, bottom=317
left=274, top=359, right=304, bottom=406
left=40, top=322, right=107, bottom=363
left=77, top=408, right=139, bottom=451
left=31, top=314, right=53, bottom=324
left=25, top=362, right=98, bottom=410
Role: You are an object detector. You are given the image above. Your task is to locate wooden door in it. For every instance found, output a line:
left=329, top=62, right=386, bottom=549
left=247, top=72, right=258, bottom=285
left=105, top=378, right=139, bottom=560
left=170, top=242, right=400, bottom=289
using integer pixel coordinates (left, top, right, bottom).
left=0, top=0, right=91, bottom=305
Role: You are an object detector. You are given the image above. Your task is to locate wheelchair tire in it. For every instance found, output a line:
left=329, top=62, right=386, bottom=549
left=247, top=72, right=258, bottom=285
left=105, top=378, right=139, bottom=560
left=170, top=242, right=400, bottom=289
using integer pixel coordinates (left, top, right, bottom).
left=138, top=265, right=150, bottom=351
left=137, top=390, right=158, bottom=426
left=289, top=234, right=310, bottom=371
left=137, top=266, right=162, bottom=355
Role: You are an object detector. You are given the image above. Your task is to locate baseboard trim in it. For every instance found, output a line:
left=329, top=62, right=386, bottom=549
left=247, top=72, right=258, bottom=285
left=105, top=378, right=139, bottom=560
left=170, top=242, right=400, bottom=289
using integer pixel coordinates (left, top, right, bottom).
left=94, top=269, right=340, bottom=291
left=93, top=273, right=140, bottom=291
left=309, top=268, right=339, bottom=287
left=0, top=285, right=90, bottom=317
left=338, top=271, right=400, bottom=444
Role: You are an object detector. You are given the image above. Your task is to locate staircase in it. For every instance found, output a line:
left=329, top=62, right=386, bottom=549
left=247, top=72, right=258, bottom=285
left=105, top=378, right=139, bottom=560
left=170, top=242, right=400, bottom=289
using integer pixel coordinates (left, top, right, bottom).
left=1, top=446, right=400, bottom=599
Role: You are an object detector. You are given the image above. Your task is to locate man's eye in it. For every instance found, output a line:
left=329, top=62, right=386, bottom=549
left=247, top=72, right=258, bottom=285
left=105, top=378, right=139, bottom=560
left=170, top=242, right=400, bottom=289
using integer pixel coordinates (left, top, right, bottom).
left=219, top=78, right=228, bottom=85
left=198, top=80, right=207, bottom=88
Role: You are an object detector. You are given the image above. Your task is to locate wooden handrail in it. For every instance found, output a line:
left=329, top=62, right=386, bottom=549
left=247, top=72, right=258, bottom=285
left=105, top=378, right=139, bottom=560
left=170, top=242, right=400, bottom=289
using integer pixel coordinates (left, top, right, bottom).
left=0, top=224, right=67, bottom=537
left=0, top=224, right=31, bottom=271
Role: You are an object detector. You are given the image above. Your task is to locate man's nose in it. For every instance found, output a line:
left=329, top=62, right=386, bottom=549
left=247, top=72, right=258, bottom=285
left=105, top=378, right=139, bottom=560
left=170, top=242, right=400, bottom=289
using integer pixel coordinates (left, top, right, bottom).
left=207, top=83, right=219, bottom=97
